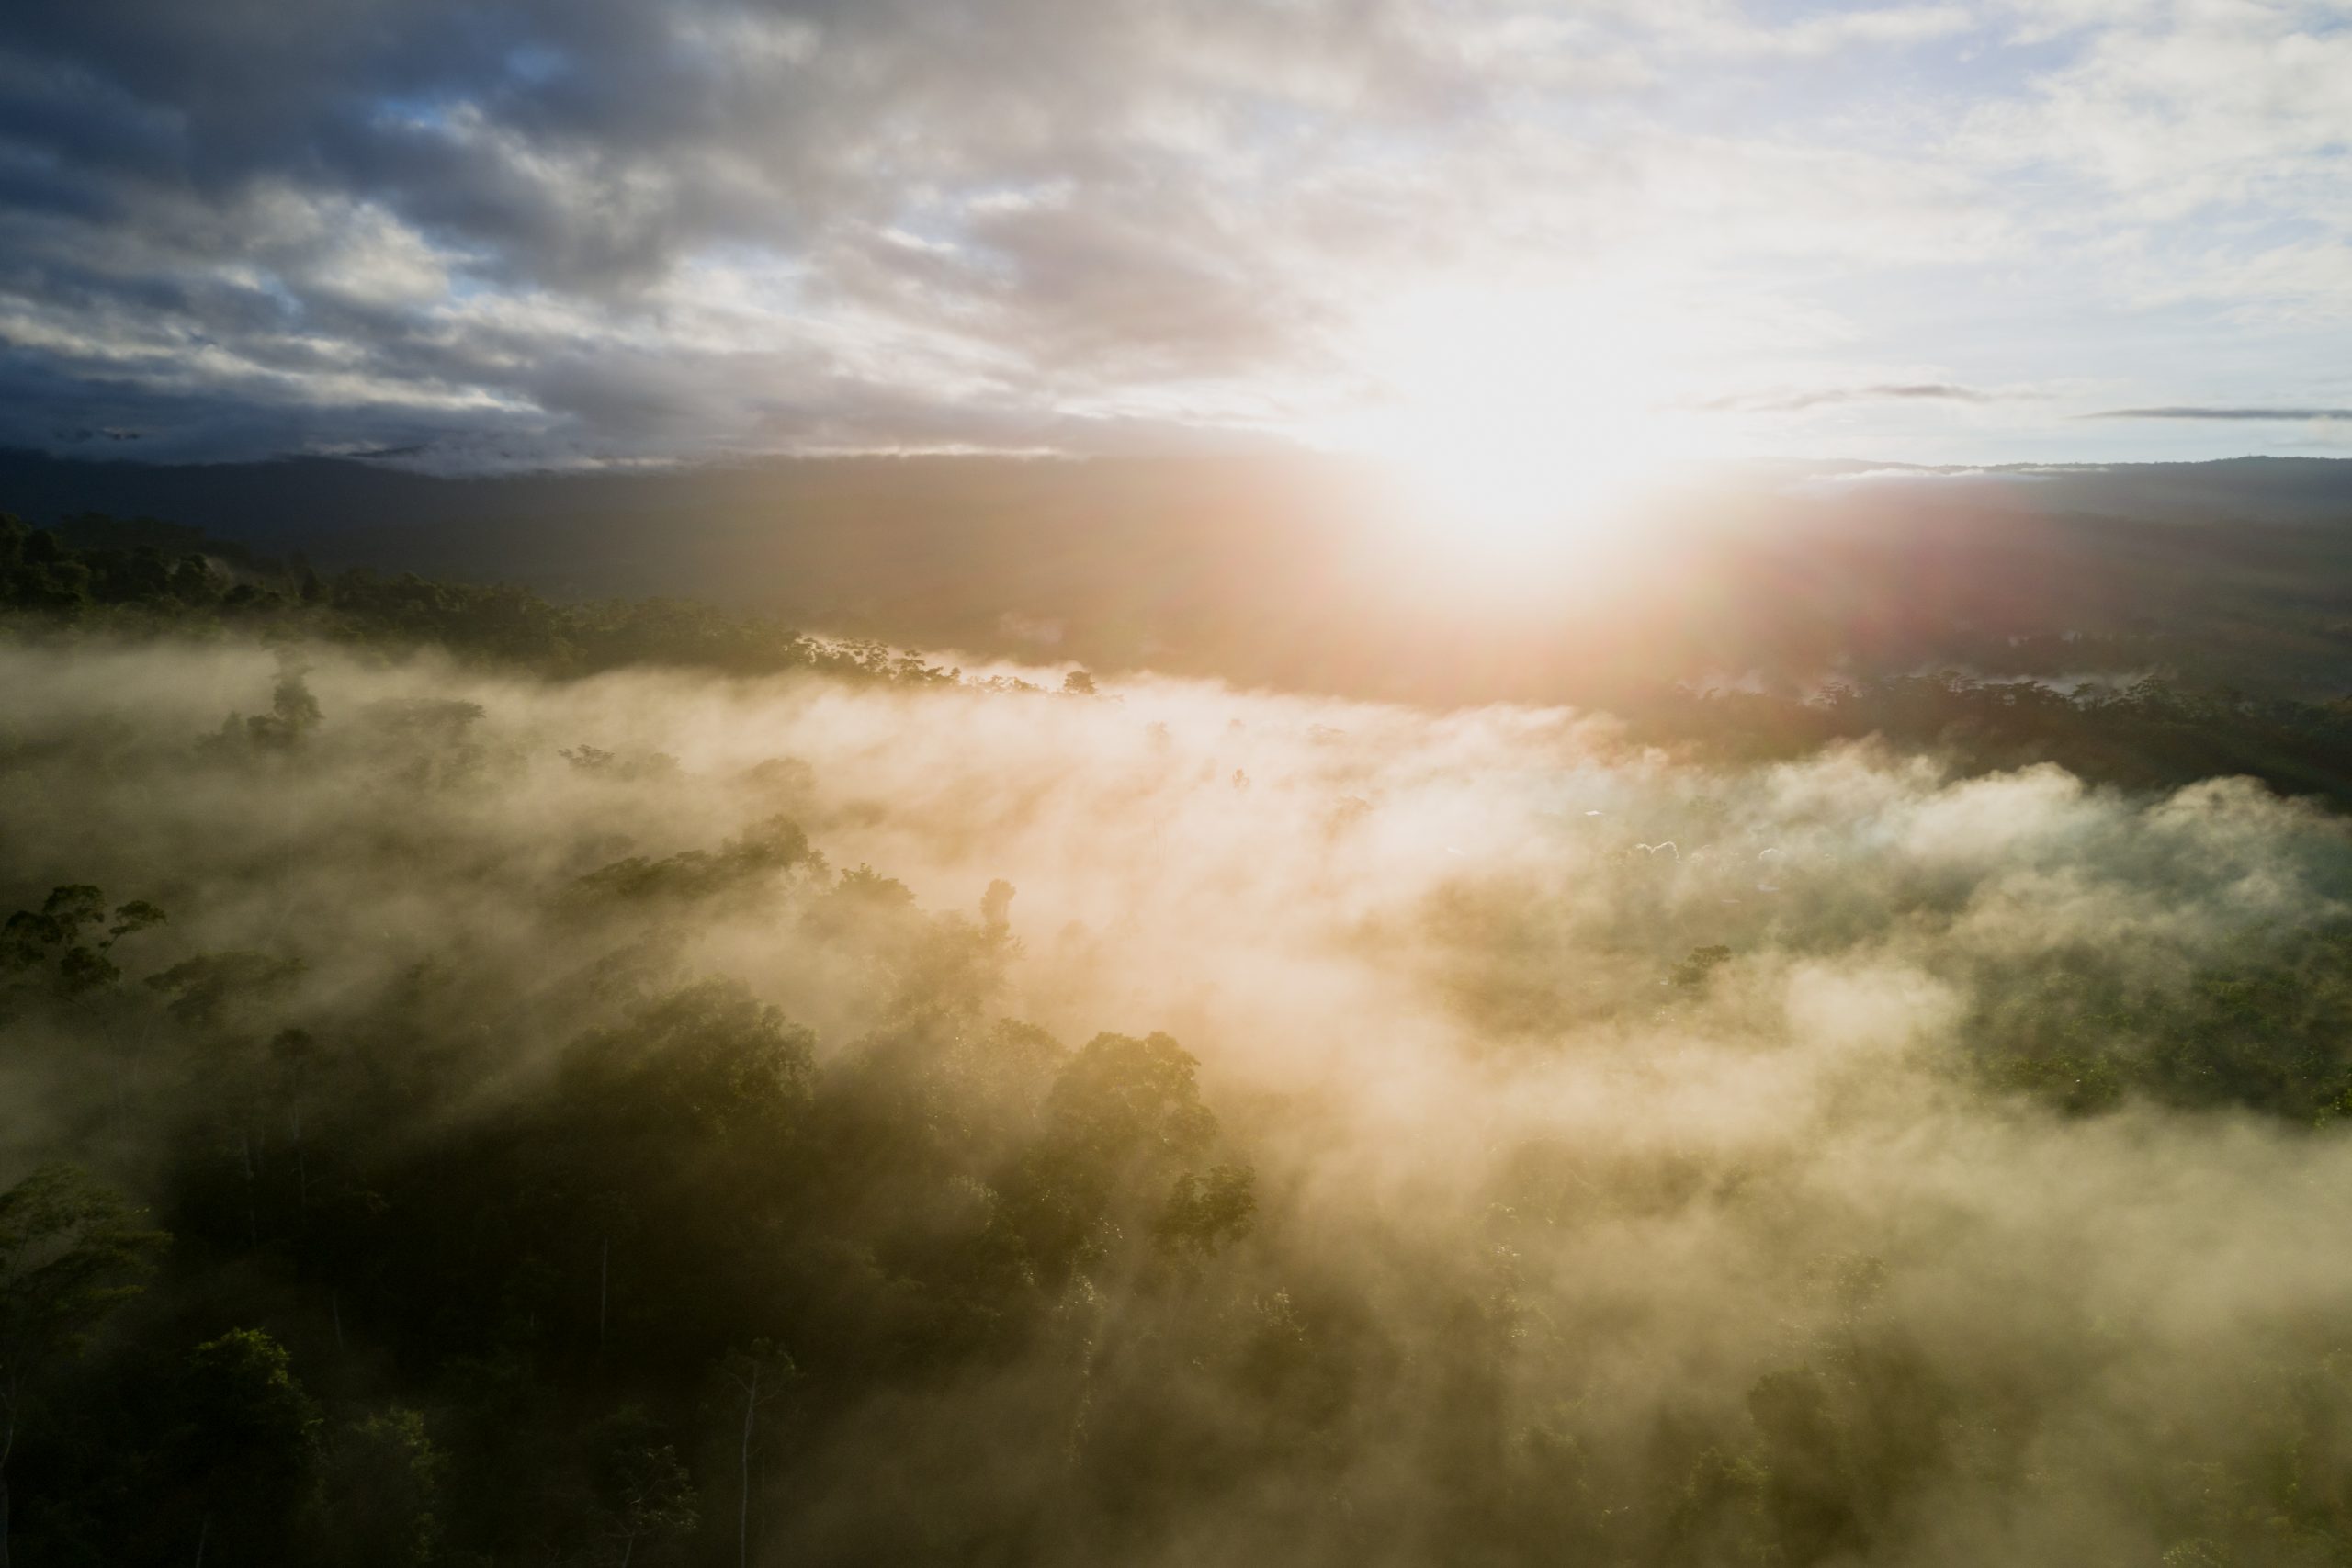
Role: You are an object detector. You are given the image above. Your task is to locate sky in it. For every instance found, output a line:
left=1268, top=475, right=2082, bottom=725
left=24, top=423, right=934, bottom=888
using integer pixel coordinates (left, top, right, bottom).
left=3, top=0, right=2351, bottom=472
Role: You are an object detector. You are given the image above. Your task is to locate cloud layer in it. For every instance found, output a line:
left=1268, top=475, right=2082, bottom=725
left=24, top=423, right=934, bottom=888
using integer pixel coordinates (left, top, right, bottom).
left=4, top=1, right=2352, bottom=467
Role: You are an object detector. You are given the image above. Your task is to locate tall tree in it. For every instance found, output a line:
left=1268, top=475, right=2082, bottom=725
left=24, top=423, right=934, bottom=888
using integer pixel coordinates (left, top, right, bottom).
left=717, top=1342, right=793, bottom=1568
left=0, top=1166, right=165, bottom=1568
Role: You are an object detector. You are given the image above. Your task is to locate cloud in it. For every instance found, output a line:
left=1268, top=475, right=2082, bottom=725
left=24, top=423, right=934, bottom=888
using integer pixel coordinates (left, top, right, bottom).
left=1, top=0, right=1498, bottom=461
left=0, top=1, right=2348, bottom=465
left=2086, top=405, right=2352, bottom=422
left=1698, top=382, right=1998, bottom=414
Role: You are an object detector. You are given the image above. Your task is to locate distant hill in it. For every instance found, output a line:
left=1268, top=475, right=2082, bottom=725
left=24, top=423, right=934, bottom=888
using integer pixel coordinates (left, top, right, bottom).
left=8, top=448, right=2352, bottom=703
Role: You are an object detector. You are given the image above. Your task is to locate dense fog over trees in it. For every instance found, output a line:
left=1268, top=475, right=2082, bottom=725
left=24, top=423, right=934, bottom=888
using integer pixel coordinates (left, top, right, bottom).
left=11, top=512, right=2352, bottom=1563
left=10, top=0, right=2352, bottom=1552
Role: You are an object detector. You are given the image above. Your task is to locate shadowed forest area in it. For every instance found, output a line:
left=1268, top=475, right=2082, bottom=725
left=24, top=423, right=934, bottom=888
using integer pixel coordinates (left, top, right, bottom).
left=13, top=505, right=2352, bottom=809
left=12, top=503, right=2352, bottom=1565
left=14, top=451, right=2352, bottom=705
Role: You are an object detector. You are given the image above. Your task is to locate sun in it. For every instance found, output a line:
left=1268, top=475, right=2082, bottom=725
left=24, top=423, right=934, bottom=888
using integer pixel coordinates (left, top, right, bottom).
left=1321, top=284, right=1682, bottom=558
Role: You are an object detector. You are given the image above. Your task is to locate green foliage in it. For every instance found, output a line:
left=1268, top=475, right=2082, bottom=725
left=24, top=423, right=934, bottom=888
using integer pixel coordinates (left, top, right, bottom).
left=0, top=1168, right=164, bottom=1400
left=1045, top=1032, right=1217, bottom=1169
left=0, top=1165, right=166, bottom=1551
left=989, top=1032, right=1238, bottom=1289
left=12, top=550, right=2352, bottom=1563
left=0, top=886, right=164, bottom=1008
left=310, top=1408, right=444, bottom=1568
left=1155, top=1163, right=1257, bottom=1256
left=568, top=818, right=820, bottom=908
left=0, top=795, right=2336, bottom=1568
left=179, top=1329, right=319, bottom=1471
left=1965, top=923, right=2352, bottom=1118
left=589, top=1434, right=700, bottom=1566
left=1747, top=1367, right=1865, bottom=1562
left=1632, top=671, right=2352, bottom=813
left=174, top=1330, right=321, bottom=1556
left=0, top=511, right=958, bottom=683
left=1671, top=944, right=1734, bottom=990
left=559, top=978, right=817, bottom=1145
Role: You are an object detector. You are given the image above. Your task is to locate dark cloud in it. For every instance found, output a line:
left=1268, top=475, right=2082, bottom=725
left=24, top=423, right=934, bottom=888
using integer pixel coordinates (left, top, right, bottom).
left=16, top=2, right=2320, bottom=468
left=0, top=0, right=1495, bottom=464
left=2086, top=406, right=2352, bottom=422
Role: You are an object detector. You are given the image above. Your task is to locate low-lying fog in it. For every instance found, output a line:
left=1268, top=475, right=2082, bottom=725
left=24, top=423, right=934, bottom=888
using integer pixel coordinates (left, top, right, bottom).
left=8, top=638, right=2352, bottom=1565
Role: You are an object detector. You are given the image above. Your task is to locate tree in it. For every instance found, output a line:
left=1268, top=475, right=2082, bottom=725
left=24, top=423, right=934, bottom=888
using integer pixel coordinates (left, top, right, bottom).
left=994, top=1032, right=1229, bottom=1285
left=0, top=886, right=164, bottom=1009
left=263, top=662, right=324, bottom=740
left=1670, top=945, right=1734, bottom=990
left=175, top=1329, right=320, bottom=1559
left=1044, top=1032, right=1216, bottom=1171
left=980, top=878, right=1015, bottom=932
left=1747, top=1366, right=1863, bottom=1564
left=583, top=1416, right=699, bottom=1568
left=0, top=1166, right=165, bottom=1568
left=1155, top=1163, right=1257, bottom=1257
left=310, top=1408, right=444, bottom=1568
left=716, top=1343, right=794, bottom=1568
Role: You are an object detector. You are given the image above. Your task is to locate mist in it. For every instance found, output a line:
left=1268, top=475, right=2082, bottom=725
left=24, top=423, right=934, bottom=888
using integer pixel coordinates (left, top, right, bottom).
left=9, top=635, right=2352, bottom=1565
left=12, top=0, right=2352, bottom=1557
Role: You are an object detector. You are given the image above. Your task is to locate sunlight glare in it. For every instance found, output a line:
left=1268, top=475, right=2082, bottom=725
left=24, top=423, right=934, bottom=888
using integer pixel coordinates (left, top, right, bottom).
left=1329, top=284, right=1682, bottom=560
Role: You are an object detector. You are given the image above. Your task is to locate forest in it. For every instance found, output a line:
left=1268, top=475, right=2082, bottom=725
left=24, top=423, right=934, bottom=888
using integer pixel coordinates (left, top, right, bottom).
left=10, top=511, right=2352, bottom=1566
